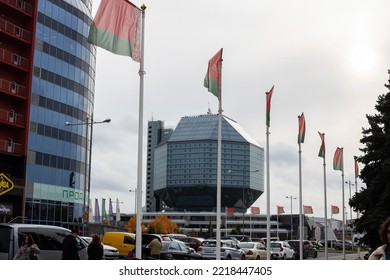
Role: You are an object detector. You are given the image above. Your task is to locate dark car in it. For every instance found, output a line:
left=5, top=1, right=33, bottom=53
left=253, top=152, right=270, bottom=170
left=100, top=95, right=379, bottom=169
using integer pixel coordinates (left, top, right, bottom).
left=287, top=240, right=318, bottom=259
left=175, top=236, right=205, bottom=251
left=160, top=241, right=204, bottom=260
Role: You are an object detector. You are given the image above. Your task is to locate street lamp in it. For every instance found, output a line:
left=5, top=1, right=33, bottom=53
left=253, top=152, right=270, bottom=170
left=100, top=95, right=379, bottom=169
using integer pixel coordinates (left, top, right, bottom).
left=129, top=189, right=137, bottom=214
left=345, top=181, right=355, bottom=222
left=65, top=116, right=111, bottom=234
left=286, top=195, right=297, bottom=239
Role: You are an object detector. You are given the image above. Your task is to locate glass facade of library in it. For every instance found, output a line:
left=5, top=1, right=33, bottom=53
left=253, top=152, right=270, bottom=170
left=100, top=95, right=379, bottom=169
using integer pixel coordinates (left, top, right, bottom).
left=24, top=0, right=95, bottom=225
left=154, top=114, right=264, bottom=211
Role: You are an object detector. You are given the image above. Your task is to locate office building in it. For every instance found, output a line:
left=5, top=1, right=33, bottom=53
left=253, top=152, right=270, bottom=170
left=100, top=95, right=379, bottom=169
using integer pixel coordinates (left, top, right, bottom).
left=0, top=0, right=95, bottom=227
left=153, top=113, right=264, bottom=212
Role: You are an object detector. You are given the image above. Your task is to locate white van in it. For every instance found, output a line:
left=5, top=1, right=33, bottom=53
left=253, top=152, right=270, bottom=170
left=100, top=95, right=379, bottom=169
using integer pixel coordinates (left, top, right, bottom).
left=0, top=224, right=88, bottom=260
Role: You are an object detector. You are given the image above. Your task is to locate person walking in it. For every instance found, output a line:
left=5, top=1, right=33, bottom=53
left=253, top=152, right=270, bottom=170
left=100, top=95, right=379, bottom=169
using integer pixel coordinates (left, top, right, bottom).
left=148, top=237, right=162, bottom=259
left=369, top=217, right=390, bottom=260
left=62, top=229, right=81, bottom=260
left=87, top=234, right=104, bottom=260
left=13, top=235, right=40, bottom=260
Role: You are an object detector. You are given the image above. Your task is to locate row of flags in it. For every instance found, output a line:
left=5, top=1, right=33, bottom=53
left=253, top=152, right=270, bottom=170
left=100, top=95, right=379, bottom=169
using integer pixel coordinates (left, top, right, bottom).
left=226, top=204, right=340, bottom=215
left=93, top=198, right=121, bottom=223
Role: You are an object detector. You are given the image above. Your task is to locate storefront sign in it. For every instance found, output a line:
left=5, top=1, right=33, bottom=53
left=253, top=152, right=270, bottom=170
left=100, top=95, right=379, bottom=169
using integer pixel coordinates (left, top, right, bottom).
left=0, top=173, right=14, bottom=196
left=0, top=203, right=13, bottom=216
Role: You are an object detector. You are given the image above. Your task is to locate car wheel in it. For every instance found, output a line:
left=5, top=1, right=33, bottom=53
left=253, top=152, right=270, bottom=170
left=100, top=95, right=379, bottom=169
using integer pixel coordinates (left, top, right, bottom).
left=256, top=255, right=260, bottom=260
left=313, top=251, right=318, bottom=258
left=283, top=254, right=286, bottom=260
left=226, top=255, right=232, bottom=260
left=241, top=255, right=245, bottom=260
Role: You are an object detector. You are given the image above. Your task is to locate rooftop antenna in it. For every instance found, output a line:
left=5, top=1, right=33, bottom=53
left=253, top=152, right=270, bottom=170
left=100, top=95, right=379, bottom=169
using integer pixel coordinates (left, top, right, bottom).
left=207, top=102, right=212, bottom=114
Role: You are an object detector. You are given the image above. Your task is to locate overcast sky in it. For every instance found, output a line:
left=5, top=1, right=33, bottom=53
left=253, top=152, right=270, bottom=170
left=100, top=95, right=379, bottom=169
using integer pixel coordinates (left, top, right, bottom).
left=89, top=0, right=390, bottom=219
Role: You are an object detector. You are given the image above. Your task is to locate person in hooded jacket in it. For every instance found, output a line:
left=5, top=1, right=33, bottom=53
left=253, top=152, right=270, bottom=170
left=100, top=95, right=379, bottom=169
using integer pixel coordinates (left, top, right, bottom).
left=369, top=217, right=390, bottom=260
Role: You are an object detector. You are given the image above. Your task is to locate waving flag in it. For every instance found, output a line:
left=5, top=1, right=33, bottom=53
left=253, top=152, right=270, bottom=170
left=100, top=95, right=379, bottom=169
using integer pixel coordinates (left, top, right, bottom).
left=333, top=147, right=343, bottom=171
left=251, top=206, right=260, bottom=214
left=297, top=113, right=306, bottom=144
left=116, top=198, right=121, bottom=222
left=94, top=198, right=101, bottom=222
left=277, top=205, right=285, bottom=214
left=226, top=207, right=235, bottom=215
left=265, top=85, right=275, bottom=127
left=88, top=0, right=141, bottom=62
left=204, top=48, right=223, bottom=100
left=102, top=198, right=107, bottom=221
left=108, top=198, right=114, bottom=222
left=354, top=157, right=359, bottom=179
left=331, top=205, right=340, bottom=214
left=303, top=205, right=313, bottom=214
left=318, top=132, right=325, bottom=158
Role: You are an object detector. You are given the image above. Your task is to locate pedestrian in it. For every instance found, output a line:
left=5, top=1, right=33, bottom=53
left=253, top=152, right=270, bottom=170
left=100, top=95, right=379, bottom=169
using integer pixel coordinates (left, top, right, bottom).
left=148, top=237, right=162, bottom=259
left=369, top=216, right=390, bottom=260
left=62, top=229, right=81, bottom=260
left=87, top=234, right=104, bottom=260
left=13, top=234, right=40, bottom=260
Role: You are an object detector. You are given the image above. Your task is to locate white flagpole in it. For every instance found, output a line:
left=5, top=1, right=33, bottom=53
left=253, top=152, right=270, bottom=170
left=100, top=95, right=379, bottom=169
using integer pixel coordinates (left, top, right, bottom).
left=135, top=5, right=146, bottom=260
left=265, top=125, right=271, bottom=259
left=341, top=147, right=346, bottom=260
left=322, top=146, right=328, bottom=259
left=298, top=140, right=303, bottom=260
left=215, top=62, right=223, bottom=261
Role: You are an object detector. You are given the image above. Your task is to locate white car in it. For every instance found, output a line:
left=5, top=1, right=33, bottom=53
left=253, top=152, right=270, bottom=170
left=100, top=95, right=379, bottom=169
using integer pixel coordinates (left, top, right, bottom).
left=80, top=236, right=119, bottom=260
left=239, top=242, right=267, bottom=260
left=269, top=241, right=295, bottom=260
left=197, top=239, right=245, bottom=260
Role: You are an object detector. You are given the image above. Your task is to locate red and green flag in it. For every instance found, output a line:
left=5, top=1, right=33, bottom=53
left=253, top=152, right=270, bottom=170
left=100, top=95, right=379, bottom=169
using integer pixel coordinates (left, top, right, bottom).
left=251, top=206, right=260, bottom=214
left=265, top=85, right=275, bottom=127
left=204, top=48, right=223, bottom=100
left=297, top=113, right=306, bottom=144
left=277, top=205, right=285, bottom=214
left=88, top=0, right=141, bottom=62
left=303, top=205, right=313, bottom=214
left=333, top=147, right=343, bottom=171
left=354, top=156, right=359, bottom=178
left=318, top=132, right=325, bottom=158
left=331, top=205, right=340, bottom=214
left=226, top=207, right=235, bottom=215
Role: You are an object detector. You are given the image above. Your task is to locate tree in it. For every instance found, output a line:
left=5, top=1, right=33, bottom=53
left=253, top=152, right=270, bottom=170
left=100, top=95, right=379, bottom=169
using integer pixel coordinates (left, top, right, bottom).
left=147, top=215, right=180, bottom=234
left=124, top=215, right=145, bottom=233
left=350, top=70, right=390, bottom=250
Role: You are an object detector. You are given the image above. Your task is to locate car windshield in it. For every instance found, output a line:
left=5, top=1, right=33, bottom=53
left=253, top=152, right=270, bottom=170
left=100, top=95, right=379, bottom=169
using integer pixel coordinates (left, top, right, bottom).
left=270, top=243, right=281, bottom=248
left=239, top=243, right=255, bottom=249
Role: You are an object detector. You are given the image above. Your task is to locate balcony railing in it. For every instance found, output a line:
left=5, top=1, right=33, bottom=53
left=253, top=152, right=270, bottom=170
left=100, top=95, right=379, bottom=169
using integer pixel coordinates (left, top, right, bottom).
left=0, top=18, right=31, bottom=42
left=0, top=108, right=25, bottom=126
left=0, top=48, right=29, bottom=71
left=0, top=0, right=33, bottom=16
left=0, top=139, right=23, bottom=155
left=0, top=78, right=27, bottom=98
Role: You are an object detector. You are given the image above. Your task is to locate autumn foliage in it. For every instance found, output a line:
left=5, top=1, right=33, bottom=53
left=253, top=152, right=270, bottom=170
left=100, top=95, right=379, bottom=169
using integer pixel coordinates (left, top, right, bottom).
left=124, top=215, right=145, bottom=233
left=147, top=215, right=180, bottom=234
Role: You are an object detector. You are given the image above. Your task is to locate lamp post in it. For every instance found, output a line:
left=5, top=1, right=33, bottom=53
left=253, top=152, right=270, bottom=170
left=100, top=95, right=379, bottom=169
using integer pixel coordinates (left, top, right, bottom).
left=65, top=116, right=111, bottom=234
left=286, top=195, right=297, bottom=239
left=345, top=181, right=354, bottom=222
left=129, top=189, right=137, bottom=214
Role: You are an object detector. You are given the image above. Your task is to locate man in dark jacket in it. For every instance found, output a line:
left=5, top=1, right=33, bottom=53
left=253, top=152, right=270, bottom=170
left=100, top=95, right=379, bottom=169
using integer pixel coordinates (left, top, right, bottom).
left=62, top=229, right=80, bottom=260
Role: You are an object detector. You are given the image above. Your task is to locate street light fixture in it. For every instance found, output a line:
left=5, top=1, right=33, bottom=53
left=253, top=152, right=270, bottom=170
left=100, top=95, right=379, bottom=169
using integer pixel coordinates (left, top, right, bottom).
left=286, top=195, right=297, bottom=239
left=65, top=116, right=111, bottom=234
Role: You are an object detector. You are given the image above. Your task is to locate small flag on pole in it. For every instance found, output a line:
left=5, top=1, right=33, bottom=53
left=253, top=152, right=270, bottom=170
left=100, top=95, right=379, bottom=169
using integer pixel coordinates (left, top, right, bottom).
left=204, top=48, right=223, bottom=100
left=265, top=85, right=275, bottom=127
left=303, top=205, right=313, bottom=214
left=354, top=156, right=359, bottom=179
left=277, top=205, right=285, bottom=214
left=226, top=207, right=235, bottom=215
left=88, top=0, right=142, bottom=62
left=251, top=206, right=260, bottom=214
left=108, top=198, right=114, bottom=222
left=297, top=113, right=306, bottom=144
left=94, top=198, right=101, bottom=222
left=318, top=132, right=325, bottom=158
left=102, top=198, right=107, bottom=222
left=333, top=147, right=343, bottom=171
left=331, top=205, right=340, bottom=214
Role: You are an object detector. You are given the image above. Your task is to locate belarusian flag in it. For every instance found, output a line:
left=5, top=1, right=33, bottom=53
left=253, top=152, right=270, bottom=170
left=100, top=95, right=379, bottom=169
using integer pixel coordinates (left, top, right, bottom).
left=297, top=113, right=306, bottom=144
left=204, top=48, right=223, bottom=99
left=354, top=156, right=359, bottom=178
left=226, top=207, right=235, bottom=215
left=333, top=147, right=343, bottom=171
left=277, top=205, right=285, bottom=214
left=88, top=0, right=141, bottom=62
left=251, top=206, right=260, bottom=214
left=331, top=205, right=340, bottom=214
left=318, top=132, right=325, bottom=158
left=265, top=85, right=274, bottom=127
left=303, top=205, right=313, bottom=214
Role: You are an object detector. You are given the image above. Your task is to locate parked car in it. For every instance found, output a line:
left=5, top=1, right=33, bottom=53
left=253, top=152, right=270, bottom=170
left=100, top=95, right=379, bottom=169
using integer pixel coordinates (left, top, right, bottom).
left=224, top=235, right=252, bottom=242
left=0, top=223, right=88, bottom=260
left=80, top=236, right=119, bottom=260
left=160, top=241, right=203, bottom=260
left=269, top=241, right=295, bottom=260
left=287, top=240, right=317, bottom=259
left=197, top=239, right=245, bottom=260
left=175, top=236, right=205, bottom=252
left=101, top=232, right=135, bottom=258
left=332, top=240, right=354, bottom=250
left=238, top=242, right=267, bottom=260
